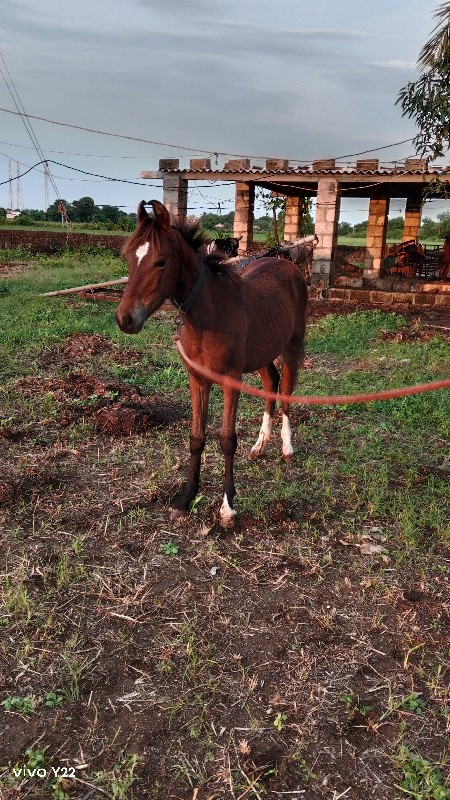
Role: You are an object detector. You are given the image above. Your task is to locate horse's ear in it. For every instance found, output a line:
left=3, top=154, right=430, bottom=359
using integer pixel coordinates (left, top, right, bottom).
left=150, top=200, right=171, bottom=233
left=137, top=201, right=149, bottom=222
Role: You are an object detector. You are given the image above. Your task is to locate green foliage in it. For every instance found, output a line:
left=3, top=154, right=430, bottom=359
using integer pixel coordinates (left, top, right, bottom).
left=397, top=1, right=450, bottom=169
left=160, top=540, right=180, bottom=557
left=307, top=310, right=405, bottom=357
left=16, top=214, right=35, bottom=226
left=1, top=695, right=35, bottom=714
left=398, top=692, right=428, bottom=715
left=200, top=211, right=234, bottom=232
left=44, top=690, right=64, bottom=708
left=396, top=746, right=450, bottom=799
left=417, top=3, right=450, bottom=70
left=397, top=56, right=450, bottom=163
left=273, top=712, right=287, bottom=731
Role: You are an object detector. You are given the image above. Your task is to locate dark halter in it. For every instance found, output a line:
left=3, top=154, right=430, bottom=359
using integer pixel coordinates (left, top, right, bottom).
left=171, top=256, right=205, bottom=315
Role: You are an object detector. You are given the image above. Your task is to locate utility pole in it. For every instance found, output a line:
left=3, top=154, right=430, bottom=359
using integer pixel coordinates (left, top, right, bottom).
left=8, top=159, right=13, bottom=211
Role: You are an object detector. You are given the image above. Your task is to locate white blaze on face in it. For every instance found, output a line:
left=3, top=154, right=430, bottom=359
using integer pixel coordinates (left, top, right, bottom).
left=249, top=411, right=273, bottom=458
left=281, top=413, right=293, bottom=458
left=136, top=242, right=150, bottom=266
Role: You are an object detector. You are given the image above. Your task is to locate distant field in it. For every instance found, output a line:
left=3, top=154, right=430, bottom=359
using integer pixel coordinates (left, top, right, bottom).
left=338, top=236, right=443, bottom=247
left=0, top=223, right=444, bottom=248
left=0, top=222, right=128, bottom=235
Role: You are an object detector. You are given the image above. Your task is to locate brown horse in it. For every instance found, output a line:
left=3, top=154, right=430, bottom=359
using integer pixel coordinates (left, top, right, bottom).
left=116, top=201, right=308, bottom=527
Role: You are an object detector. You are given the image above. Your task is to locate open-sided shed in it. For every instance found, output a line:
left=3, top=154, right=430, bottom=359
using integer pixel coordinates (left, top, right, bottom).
left=142, top=157, right=449, bottom=287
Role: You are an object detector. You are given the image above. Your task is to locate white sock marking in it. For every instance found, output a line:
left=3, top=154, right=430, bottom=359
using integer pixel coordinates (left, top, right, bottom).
left=219, top=493, right=237, bottom=524
left=281, top=414, right=293, bottom=457
left=249, top=411, right=273, bottom=458
left=136, top=242, right=149, bottom=265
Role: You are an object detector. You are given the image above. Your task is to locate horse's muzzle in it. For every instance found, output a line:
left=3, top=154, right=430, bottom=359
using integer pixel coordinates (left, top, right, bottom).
left=115, top=307, right=145, bottom=334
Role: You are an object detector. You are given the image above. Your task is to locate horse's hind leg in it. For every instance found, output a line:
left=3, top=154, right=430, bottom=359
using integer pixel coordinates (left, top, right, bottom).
left=171, top=376, right=210, bottom=521
left=280, top=341, right=303, bottom=461
left=249, top=363, right=280, bottom=459
left=219, top=386, right=240, bottom=528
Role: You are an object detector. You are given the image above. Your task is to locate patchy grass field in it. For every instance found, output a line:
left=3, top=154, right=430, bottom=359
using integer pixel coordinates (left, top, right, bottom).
left=0, top=251, right=449, bottom=800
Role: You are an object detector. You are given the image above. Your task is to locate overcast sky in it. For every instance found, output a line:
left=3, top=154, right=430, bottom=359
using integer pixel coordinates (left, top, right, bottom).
left=1, top=0, right=448, bottom=222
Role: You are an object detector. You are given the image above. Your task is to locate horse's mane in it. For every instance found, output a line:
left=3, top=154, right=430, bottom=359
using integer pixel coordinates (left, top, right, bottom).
left=122, top=215, right=239, bottom=281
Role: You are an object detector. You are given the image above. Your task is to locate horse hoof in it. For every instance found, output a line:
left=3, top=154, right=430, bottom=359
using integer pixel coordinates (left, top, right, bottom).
left=282, top=453, right=294, bottom=463
left=170, top=507, right=188, bottom=523
left=219, top=512, right=237, bottom=529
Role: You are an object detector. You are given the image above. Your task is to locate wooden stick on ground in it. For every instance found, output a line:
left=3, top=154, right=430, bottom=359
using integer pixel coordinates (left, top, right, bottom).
left=40, top=278, right=128, bottom=297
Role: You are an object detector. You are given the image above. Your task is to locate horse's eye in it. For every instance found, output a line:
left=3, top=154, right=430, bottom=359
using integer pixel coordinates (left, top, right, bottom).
left=155, top=259, right=166, bottom=269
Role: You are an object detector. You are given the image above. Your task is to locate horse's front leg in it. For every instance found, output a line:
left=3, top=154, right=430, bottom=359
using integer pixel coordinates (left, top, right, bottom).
left=171, top=375, right=210, bottom=521
left=219, top=385, right=240, bottom=528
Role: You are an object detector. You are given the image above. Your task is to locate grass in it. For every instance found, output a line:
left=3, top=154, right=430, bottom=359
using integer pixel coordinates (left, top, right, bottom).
left=0, top=249, right=449, bottom=799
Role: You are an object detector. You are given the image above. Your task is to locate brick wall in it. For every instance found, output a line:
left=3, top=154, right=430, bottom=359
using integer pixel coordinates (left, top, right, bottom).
left=0, top=229, right=128, bottom=255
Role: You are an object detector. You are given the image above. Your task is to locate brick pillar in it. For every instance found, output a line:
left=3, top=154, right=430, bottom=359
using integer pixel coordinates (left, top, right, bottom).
left=311, top=178, right=340, bottom=287
left=364, top=196, right=390, bottom=282
left=163, top=174, right=188, bottom=219
left=402, top=195, right=422, bottom=242
left=234, top=182, right=254, bottom=254
left=284, top=196, right=304, bottom=241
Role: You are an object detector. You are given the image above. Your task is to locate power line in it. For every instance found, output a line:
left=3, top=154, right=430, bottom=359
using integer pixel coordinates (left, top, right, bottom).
left=0, top=105, right=419, bottom=163
left=0, top=54, right=61, bottom=206
left=0, top=158, right=164, bottom=188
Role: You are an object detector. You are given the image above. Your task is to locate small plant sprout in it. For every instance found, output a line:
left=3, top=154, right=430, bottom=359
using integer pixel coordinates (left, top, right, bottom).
left=273, top=712, right=287, bottom=731
left=160, top=540, right=180, bottom=557
left=1, top=696, right=35, bottom=715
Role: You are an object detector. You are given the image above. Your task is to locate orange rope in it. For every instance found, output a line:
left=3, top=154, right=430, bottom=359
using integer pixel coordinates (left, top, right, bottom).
left=173, top=335, right=450, bottom=406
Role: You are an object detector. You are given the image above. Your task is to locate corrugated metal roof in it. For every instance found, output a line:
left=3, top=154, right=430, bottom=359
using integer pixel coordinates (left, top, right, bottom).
left=163, top=165, right=447, bottom=176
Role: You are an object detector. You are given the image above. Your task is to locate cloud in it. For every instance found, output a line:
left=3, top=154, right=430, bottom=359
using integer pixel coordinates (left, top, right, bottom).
left=373, top=59, right=416, bottom=70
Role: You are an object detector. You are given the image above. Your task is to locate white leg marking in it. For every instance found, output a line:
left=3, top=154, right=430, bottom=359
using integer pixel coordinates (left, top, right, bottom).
left=249, top=411, right=273, bottom=458
left=136, top=242, right=150, bottom=266
left=219, top=493, right=237, bottom=526
left=281, top=413, right=294, bottom=459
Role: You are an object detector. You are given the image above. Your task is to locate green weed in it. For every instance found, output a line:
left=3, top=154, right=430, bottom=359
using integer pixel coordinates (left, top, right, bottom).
left=395, top=746, right=450, bottom=799
left=1, top=695, right=35, bottom=714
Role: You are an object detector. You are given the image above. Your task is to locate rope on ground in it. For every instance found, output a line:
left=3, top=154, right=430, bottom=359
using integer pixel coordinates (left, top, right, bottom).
left=173, top=335, right=450, bottom=406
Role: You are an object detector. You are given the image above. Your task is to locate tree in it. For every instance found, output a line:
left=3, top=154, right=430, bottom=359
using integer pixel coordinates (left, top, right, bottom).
left=387, top=216, right=405, bottom=236
left=417, top=2, right=450, bottom=68
left=338, top=221, right=353, bottom=236
left=396, top=4, right=450, bottom=163
left=352, top=220, right=368, bottom=238
left=94, top=204, right=121, bottom=225
left=72, top=196, right=96, bottom=223
left=46, top=199, right=74, bottom=222
left=437, top=210, right=450, bottom=236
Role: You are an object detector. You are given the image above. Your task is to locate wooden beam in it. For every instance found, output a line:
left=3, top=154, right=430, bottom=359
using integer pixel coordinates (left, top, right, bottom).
left=40, top=278, right=128, bottom=297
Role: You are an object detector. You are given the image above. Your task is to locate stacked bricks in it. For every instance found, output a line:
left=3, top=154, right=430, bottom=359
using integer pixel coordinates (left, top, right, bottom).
left=224, top=158, right=251, bottom=170
left=402, top=195, right=422, bottom=242
left=363, top=196, right=390, bottom=280
left=328, top=287, right=450, bottom=307
left=189, top=158, right=211, bottom=170
left=312, top=159, right=336, bottom=170
left=404, top=158, right=428, bottom=172
left=310, top=178, right=340, bottom=287
left=162, top=174, right=188, bottom=219
left=284, top=196, right=304, bottom=241
left=159, top=159, right=180, bottom=170
left=356, top=159, right=379, bottom=170
left=234, top=182, right=254, bottom=253
left=265, top=159, right=289, bottom=171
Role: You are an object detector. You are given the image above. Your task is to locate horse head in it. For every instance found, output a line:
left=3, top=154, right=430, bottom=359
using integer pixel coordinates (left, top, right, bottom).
left=116, top=200, right=181, bottom=334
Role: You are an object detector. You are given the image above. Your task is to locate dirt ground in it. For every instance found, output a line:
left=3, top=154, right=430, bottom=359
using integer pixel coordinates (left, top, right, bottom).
left=0, top=296, right=449, bottom=800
